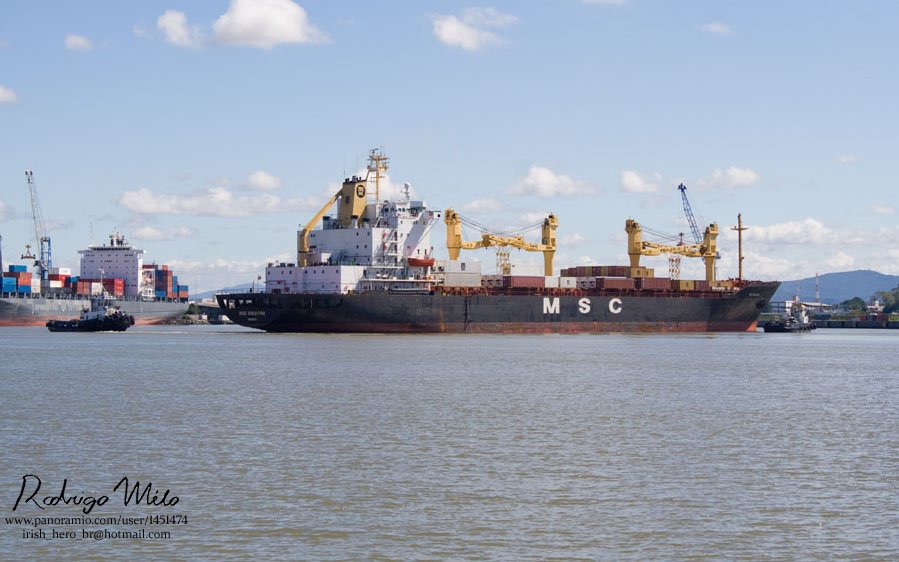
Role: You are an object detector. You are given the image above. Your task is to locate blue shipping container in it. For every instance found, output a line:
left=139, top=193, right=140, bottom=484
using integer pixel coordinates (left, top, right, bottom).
left=155, top=290, right=166, bottom=299
left=8, top=265, right=27, bottom=273
left=18, top=285, right=32, bottom=294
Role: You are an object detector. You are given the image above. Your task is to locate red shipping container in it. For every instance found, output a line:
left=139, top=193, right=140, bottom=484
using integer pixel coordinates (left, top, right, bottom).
left=10, top=272, right=33, bottom=285
left=605, top=266, right=630, bottom=278
left=636, top=278, right=671, bottom=290
left=502, top=275, right=546, bottom=289
left=596, top=277, right=635, bottom=290
left=694, top=281, right=710, bottom=291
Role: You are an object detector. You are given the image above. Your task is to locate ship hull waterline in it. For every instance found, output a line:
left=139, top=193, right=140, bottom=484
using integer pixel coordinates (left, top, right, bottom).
left=217, top=282, right=779, bottom=334
left=0, top=296, right=187, bottom=327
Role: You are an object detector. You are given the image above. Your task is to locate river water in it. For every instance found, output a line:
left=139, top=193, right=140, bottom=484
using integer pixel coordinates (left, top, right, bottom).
left=1, top=326, right=896, bottom=560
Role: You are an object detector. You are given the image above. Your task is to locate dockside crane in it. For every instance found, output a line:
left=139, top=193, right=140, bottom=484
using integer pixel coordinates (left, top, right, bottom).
left=444, top=209, right=558, bottom=276
left=22, top=171, right=51, bottom=290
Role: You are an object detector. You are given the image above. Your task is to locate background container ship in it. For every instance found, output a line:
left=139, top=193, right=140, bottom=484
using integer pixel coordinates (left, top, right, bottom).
left=1, top=231, right=189, bottom=327
left=218, top=150, right=779, bottom=333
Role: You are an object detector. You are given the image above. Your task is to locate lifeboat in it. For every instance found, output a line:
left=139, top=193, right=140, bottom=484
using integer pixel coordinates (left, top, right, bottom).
left=407, top=257, right=436, bottom=268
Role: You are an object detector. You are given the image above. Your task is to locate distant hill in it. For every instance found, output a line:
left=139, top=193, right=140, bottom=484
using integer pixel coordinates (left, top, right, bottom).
left=192, top=283, right=254, bottom=301
left=771, top=270, right=899, bottom=304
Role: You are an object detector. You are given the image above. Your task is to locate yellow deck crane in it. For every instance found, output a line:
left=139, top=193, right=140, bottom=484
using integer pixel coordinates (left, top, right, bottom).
left=296, top=149, right=387, bottom=267
left=625, top=218, right=719, bottom=283
left=444, top=209, right=558, bottom=276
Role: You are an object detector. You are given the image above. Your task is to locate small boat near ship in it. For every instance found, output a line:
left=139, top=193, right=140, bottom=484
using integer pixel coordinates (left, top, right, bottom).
left=46, top=296, right=135, bottom=332
left=763, top=302, right=816, bottom=333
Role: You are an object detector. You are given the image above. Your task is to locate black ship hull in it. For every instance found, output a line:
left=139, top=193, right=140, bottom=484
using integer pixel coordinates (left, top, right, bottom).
left=46, top=313, right=135, bottom=332
left=763, top=320, right=816, bottom=333
left=217, top=282, right=780, bottom=334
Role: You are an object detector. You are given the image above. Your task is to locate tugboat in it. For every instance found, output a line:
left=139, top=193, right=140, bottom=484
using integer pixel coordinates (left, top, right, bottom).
left=46, top=296, right=135, bottom=332
left=763, top=301, right=816, bottom=333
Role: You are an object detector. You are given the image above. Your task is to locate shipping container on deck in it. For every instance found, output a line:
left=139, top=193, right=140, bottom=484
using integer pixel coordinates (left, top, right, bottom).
left=502, top=275, right=545, bottom=289
left=17, top=285, right=32, bottom=294
left=694, top=280, right=710, bottom=291
left=671, top=280, right=695, bottom=291
left=636, top=277, right=671, bottom=290
left=155, top=290, right=166, bottom=299
left=8, top=265, right=27, bottom=273
left=596, top=277, right=636, bottom=290
left=5, top=271, right=33, bottom=285
left=577, top=277, right=597, bottom=289
left=2, top=278, right=16, bottom=292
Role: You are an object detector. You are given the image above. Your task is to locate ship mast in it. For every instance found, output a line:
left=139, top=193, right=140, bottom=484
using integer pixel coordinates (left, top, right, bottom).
left=366, top=148, right=389, bottom=204
left=731, top=213, right=748, bottom=281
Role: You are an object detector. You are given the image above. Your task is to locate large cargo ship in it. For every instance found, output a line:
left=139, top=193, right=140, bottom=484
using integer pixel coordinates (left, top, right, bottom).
left=218, top=151, right=779, bottom=333
left=1, top=232, right=189, bottom=327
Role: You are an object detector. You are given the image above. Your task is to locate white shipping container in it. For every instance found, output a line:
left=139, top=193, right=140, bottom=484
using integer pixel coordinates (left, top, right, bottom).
left=444, top=273, right=482, bottom=287
left=576, top=277, right=597, bottom=289
left=510, top=263, right=543, bottom=276
left=560, top=277, right=578, bottom=288
left=50, top=267, right=73, bottom=276
left=90, top=282, right=103, bottom=295
left=435, top=259, right=481, bottom=274
left=48, top=280, right=63, bottom=288
left=544, top=276, right=560, bottom=288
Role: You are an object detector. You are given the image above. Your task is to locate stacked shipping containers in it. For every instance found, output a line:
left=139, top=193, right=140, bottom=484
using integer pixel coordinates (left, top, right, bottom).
left=3, top=266, right=33, bottom=293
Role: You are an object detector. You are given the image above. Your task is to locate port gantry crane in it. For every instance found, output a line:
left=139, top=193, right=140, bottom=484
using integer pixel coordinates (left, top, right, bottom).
left=444, top=209, right=558, bottom=276
left=22, top=170, right=52, bottom=291
left=625, top=218, right=719, bottom=283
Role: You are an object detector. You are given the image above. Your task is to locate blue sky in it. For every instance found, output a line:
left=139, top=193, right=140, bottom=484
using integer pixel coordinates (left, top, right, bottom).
left=1, top=0, right=897, bottom=292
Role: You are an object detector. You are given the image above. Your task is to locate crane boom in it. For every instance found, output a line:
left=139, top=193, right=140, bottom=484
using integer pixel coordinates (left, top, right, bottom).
left=23, top=171, right=52, bottom=288
left=445, top=209, right=558, bottom=275
left=677, top=183, right=702, bottom=244
left=626, top=218, right=718, bottom=283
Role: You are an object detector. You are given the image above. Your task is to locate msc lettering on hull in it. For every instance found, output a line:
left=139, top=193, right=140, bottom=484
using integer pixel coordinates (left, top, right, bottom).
left=542, top=297, right=623, bottom=315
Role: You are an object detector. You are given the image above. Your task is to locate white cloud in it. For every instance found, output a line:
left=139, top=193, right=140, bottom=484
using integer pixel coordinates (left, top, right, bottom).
left=701, top=22, right=733, bottom=36
left=519, top=211, right=551, bottom=224
left=741, top=251, right=794, bottom=279
left=509, top=165, right=595, bottom=197
left=118, top=187, right=317, bottom=217
left=696, top=166, right=760, bottom=191
left=870, top=204, right=895, bottom=216
left=0, top=85, right=18, bottom=103
left=213, top=0, right=328, bottom=48
left=246, top=170, right=282, bottom=191
left=133, top=25, right=150, bottom=38
left=132, top=226, right=198, bottom=241
left=461, top=197, right=502, bottom=214
left=0, top=200, right=11, bottom=221
left=461, top=7, right=519, bottom=27
left=64, top=34, right=92, bottom=51
left=825, top=251, right=855, bottom=270
left=836, top=154, right=858, bottom=165
left=745, top=218, right=836, bottom=245
left=560, top=233, right=586, bottom=246
left=431, top=7, right=518, bottom=51
left=620, top=170, right=661, bottom=193
left=157, top=10, right=203, bottom=48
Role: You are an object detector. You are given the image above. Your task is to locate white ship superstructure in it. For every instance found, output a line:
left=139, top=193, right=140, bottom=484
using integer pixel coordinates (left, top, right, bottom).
left=265, top=154, right=440, bottom=295
left=78, top=231, right=144, bottom=297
